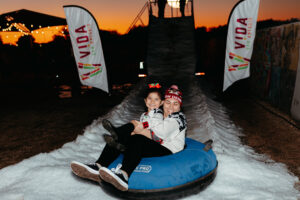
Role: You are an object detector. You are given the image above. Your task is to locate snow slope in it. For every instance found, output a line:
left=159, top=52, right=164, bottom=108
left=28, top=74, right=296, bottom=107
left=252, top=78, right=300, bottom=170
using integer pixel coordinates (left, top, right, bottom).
left=0, top=77, right=299, bottom=200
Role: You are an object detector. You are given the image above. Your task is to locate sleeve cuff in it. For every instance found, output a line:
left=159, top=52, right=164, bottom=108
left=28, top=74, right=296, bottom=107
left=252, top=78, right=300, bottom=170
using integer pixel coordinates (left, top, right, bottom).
left=142, top=121, right=149, bottom=129
left=150, top=130, right=163, bottom=144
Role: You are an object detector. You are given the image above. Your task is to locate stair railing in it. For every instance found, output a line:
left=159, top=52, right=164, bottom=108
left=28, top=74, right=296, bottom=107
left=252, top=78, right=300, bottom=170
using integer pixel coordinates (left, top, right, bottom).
left=126, top=0, right=194, bottom=33
left=126, top=1, right=149, bottom=34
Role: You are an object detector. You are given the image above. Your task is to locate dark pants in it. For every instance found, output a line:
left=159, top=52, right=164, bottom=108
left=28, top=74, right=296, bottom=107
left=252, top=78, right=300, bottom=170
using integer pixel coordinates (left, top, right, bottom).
left=158, top=1, right=166, bottom=18
left=96, top=134, right=172, bottom=177
left=180, top=1, right=185, bottom=17
left=114, top=123, right=134, bottom=146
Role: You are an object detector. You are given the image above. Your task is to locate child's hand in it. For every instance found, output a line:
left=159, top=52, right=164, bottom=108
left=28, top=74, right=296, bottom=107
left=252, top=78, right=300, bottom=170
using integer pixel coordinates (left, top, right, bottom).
left=134, top=129, right=151, bottom=139
left=133, top=123, right=144, bottom=133
left=131, top=120, right=140, bottom=128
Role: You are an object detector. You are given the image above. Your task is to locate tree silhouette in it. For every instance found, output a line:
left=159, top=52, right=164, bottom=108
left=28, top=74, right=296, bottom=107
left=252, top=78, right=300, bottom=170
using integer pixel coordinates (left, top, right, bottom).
left=17, top=34, right=33, bottom=49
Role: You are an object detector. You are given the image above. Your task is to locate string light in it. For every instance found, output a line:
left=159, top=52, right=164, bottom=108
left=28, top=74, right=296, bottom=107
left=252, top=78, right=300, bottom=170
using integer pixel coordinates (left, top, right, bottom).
left=2, top=23, right=30, bottom=34
left=1, top=24, right=68, bottom=45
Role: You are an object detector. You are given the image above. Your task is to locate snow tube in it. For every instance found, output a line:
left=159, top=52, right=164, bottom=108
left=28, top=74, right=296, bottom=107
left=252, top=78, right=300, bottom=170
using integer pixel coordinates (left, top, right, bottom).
left=100, top=137, right=218, bottom=200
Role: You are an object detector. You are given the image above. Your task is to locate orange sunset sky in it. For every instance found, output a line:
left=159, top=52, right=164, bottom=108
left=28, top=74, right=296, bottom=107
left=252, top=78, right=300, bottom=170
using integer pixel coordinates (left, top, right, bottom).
left=1, top=0, right=300, bottom=34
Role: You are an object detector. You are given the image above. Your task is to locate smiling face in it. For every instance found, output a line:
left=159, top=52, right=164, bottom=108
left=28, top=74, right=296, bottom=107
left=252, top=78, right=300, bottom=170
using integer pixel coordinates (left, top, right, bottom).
left=144, top=92, right=163, bottom=112
left=163, top=98, right=181, bottom=118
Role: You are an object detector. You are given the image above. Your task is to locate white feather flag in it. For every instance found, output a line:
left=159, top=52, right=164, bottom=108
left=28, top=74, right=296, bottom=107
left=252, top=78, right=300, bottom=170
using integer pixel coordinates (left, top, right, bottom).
left=64, top=5, right=109, bottom=93
left=223, top=0, right=260, bottom=91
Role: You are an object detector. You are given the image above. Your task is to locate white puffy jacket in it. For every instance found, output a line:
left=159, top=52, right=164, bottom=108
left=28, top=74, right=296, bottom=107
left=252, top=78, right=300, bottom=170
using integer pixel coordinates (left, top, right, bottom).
left=149, top=111, right=187, bottom=153
left=139, top=108, right=164, bottom=129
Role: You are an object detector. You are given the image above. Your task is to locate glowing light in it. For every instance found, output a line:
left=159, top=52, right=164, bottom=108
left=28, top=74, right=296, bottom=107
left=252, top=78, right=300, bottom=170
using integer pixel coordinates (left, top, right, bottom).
left=31, top=25, right=67, bottom=44
left=139, top=61, right=144, bottom=69
left=0, top=25, right=67, bottom=46
left=167, top=0, right=187, bottom=8
left=138, top=74, right=147, bottom=78
left=195, top=72, right=205, bottom=76
left=0, top=31, right=24, bottom=45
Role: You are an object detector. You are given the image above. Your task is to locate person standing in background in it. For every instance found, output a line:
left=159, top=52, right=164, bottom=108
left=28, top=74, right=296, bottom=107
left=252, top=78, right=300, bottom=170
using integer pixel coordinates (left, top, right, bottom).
left=180, top=0, right=186, bottom=17
left=158, top=0, right=167, bottom=18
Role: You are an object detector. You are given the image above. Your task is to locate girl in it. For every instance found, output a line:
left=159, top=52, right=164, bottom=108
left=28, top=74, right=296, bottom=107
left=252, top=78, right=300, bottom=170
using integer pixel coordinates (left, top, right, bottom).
left=71, top=83, right=164, bottom=181
left=102, top=83, right=164, bottom=150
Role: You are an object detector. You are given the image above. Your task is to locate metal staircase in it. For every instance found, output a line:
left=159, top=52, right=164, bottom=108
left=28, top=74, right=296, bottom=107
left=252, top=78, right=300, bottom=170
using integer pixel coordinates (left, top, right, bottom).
left=128, top=0, right=197, bottom=80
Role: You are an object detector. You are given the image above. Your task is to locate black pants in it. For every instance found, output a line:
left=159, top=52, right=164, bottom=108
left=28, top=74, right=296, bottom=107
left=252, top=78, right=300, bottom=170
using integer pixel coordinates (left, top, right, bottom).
left=112, top=123, right=134, bottom=146
left=96, top=134, right=172, bottom=177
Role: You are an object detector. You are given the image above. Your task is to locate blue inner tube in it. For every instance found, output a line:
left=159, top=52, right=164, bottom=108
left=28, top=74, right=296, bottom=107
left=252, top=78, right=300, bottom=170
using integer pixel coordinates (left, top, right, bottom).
left=102, top=137, right=218, bottom=198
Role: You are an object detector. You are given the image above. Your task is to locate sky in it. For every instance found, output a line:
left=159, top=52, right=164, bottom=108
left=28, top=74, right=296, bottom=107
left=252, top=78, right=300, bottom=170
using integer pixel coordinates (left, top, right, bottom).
left=1, top=0, right=300, bottom=34
left=0, top=77, right=299, bottom=199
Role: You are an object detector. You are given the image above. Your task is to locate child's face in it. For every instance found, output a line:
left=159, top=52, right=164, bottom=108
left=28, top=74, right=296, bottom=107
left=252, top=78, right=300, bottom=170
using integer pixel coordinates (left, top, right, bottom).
left=144, top=92, right=163, bottom=111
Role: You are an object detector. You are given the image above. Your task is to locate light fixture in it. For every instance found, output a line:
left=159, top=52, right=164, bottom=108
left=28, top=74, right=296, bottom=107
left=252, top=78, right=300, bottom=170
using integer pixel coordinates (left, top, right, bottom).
left=139, top=61, right=144, bottom=69
left=195, top=72, right=205, bottom=76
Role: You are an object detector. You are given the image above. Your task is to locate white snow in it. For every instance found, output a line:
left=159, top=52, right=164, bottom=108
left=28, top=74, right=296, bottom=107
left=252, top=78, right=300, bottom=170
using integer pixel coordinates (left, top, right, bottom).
left=0, top=77, right=299, bottom=200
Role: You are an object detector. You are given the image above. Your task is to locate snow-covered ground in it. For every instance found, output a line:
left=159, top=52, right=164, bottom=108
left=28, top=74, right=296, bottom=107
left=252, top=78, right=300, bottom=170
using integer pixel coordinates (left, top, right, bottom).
left=0, top=77, right=299, bottom=200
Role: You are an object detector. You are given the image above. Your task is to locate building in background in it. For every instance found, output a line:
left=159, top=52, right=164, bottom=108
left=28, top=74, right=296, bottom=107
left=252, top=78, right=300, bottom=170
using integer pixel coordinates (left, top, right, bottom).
left=0, top=9, right=67, bottom=45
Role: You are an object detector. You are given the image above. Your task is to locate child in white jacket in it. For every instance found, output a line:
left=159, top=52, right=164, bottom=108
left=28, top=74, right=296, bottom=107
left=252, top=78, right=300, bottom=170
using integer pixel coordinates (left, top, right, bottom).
left=102, top=83, right=164, bottom=150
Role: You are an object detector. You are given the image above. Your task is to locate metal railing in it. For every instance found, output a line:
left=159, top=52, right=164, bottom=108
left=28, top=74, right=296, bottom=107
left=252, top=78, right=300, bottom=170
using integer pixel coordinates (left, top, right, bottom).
left=148, top=0, right=193, bottom=18
left=127, top=2, right=149, bottom=33
left=127, top=0, right=194, bottom=33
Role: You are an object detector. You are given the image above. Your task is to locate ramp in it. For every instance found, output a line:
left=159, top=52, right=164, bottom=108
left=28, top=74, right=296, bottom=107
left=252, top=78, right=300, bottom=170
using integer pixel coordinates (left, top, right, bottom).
left=145, top=16, right=197, bottom=79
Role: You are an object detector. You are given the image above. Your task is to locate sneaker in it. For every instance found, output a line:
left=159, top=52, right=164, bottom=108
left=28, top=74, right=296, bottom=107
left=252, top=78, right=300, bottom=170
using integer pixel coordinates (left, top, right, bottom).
left=103, top=134, right=126, bottom=152
left=203, top=139, right=213, bottom=152
left=71, top=161, right=101, bottom=183
left=102, top=119, right=118, bottom=140
left=99, top=164, right=128, bottom=191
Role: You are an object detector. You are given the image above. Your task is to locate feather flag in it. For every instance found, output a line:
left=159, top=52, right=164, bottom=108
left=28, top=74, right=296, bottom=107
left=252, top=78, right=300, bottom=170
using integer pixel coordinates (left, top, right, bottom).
left=64, top=5, right=109, bottom=93
left=223, top=0, right=260, bottom=91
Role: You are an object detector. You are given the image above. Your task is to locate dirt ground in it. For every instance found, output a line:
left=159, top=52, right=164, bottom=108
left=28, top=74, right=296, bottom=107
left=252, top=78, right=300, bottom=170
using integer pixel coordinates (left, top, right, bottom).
left=0, top=87, right=128, bottom=169
left=222, top=95, right=300, bottom=192
left=0, top=84, right=299, bottom=193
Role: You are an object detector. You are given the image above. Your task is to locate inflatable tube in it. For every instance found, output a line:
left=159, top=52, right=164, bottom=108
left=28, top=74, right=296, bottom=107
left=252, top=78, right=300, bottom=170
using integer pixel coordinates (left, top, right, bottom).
left=100, top=138, right=218, bottom=200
